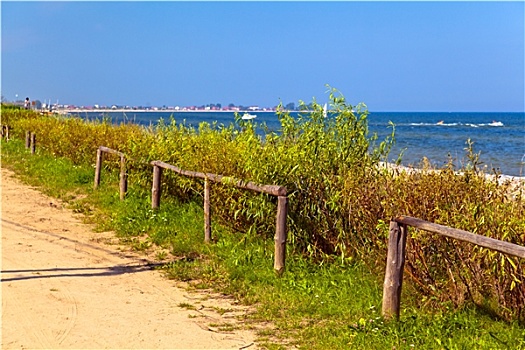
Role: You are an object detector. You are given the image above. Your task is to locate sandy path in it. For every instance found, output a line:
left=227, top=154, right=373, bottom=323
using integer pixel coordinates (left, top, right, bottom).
left=1, top=167, right=257, bottom=349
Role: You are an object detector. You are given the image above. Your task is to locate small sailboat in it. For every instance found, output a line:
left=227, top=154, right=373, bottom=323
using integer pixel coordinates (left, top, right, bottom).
left=323, top=103, right=328, bottom=118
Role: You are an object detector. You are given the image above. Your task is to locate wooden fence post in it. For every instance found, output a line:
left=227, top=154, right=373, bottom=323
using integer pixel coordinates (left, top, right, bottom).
left=94, top=148, right=103, bottom=189
left=25, top=131, right=31, bottom=148
left=382, top=220, right=408, bottom=320
left=204, top=178, right=211, bottom=243
left=151, top=165, right=162, bottom=209
left=119, top=155, right=128, bottom=200
left=274, top=196, right=288, bottom=274
left=30, top=133, right=36, bottom=154
left=5, top=126, right=9, bottom=141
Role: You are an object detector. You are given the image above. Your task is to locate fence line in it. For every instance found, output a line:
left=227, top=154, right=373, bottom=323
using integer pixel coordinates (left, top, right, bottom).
left=94, top=147, right=288, bottom=273
left=94, top=146, right=128, bottom=200
left=7, top=134, right=524, bottom=313
left=382, top=215, right=525, bottom=320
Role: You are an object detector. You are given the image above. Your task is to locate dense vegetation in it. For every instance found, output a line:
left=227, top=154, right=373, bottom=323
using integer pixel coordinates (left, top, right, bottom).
left=2, top=89, right=524, bottom=347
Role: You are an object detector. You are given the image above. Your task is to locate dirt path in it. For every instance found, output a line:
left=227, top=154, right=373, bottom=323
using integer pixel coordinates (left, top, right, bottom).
left=1, top=167, right=257, bottom=349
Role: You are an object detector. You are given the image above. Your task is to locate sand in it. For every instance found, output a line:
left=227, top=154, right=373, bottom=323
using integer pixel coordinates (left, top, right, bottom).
left=1, top=167, right=258, bottom=350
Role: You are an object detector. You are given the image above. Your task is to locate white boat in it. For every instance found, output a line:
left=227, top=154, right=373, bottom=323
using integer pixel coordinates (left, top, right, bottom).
left=323, top=103, right=328, bottom=118
left=241, top=113, right=257, bottom=120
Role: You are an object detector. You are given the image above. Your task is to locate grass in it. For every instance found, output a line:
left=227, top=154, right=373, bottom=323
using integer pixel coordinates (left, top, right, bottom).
left=2, top=137, right=524, bottom=349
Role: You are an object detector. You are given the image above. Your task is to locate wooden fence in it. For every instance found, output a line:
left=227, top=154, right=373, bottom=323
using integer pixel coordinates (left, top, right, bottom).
left=7, top=134, right=525, bottom=316
left=2, top=128, right=34, bottom=152
left=24, top=131, right=37, bottom=154
left=94, top=146, right=128, bottom=200
left=382, top=215, right=525, bottom=320
left=94, top=147, right=288, bottom=273
left=4, top=129, right=37, bottom=153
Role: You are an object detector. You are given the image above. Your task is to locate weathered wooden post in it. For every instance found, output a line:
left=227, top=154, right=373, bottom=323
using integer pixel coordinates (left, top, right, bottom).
left=25, top=131, right=31, bottom=148
left=204, top=177, right=212, bottom=243
left=5, top=126, right=9, bottom=141
left=274, top=195, right=288, bottom=274
left=119, top=155, right=128, bottom=200
left=30, top=133, right=36, bottom=154
left=94, top=148, right=103, bottom=189
left=151, top=164, right=162, bottom=209
left=382, top=220, right=408, bottom=320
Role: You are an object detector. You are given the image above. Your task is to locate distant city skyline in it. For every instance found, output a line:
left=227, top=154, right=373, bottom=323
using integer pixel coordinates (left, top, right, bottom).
left=2, top=2, right=524, bottom=112
left=5, top=97, right=289, bottom=112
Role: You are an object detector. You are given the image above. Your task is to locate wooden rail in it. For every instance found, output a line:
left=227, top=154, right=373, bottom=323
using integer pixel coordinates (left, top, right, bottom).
left=93, top=146, right=128, bottom=200
left=382, top=215, right=525, bottom=320
left=150, top=160, right=288, bottom=273
left=150, top=160, right=287, bottom=196
left=92, top=148, right=288, bottom=273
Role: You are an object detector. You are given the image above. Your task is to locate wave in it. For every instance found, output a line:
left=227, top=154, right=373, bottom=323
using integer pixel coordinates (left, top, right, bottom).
left=407, top=121, right=504, bottom=127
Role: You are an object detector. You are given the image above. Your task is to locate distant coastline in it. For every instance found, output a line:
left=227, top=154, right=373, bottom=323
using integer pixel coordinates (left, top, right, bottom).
left=56, top=108, right=279, bottom=115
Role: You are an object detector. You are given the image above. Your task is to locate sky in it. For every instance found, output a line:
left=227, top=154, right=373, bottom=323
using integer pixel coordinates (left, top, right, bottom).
left=1, top=1, right=524, bottom=112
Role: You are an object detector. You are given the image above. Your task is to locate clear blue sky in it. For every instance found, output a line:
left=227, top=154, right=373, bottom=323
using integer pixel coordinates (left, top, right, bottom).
left=2, top=1, right=524, bottom=111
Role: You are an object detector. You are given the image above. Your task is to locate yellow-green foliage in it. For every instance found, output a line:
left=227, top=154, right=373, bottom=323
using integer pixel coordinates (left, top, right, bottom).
left=2, top=92, right=524, bottom=321
left=7, top=110, right=144, bottom=165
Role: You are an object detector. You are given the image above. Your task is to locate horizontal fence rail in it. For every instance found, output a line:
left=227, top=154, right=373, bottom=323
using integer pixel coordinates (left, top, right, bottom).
left=93, top=147, right=288, bottom=273
left=395, top=216, right=525, bottom=259
left=150, top=160, right=287, bottom=196
left=382, top=215, right=525, bottom=320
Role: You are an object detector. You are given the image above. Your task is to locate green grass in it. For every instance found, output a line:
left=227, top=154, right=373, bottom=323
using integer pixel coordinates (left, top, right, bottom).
left=2, top=138, right=524, bottom=349
left=1, top=138, right=94, bottom=199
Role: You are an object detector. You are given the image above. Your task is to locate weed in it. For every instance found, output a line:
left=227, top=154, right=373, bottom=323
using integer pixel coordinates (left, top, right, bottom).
left=178, top=302, right=196, bottom=310
left=155, top=250, right=168, bottom=261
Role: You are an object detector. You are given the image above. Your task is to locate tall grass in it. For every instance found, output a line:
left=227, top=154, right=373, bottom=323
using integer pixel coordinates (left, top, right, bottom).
left=2, top=87, right=524, bottom=323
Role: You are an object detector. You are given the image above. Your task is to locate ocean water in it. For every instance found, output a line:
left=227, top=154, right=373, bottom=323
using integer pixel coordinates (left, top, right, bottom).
left=70, top=110, right=525, bottom=177
left=369, top=112, right=525, bottom=177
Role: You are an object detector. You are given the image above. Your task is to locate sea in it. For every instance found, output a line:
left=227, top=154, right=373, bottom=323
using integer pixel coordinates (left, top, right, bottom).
left=69, top=110, right=525, bottom=177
